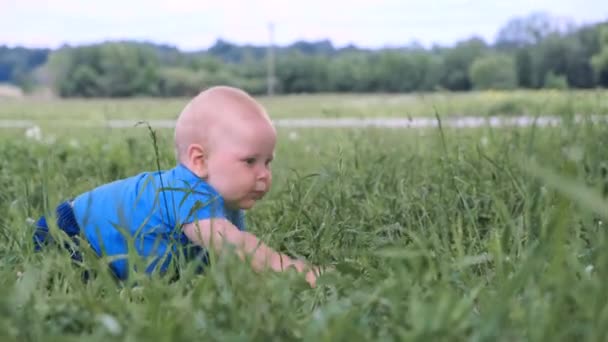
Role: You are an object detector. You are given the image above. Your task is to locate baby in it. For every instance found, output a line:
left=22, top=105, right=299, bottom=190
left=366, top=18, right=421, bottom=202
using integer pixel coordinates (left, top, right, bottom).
left=34, top=86, right=321, bottom=287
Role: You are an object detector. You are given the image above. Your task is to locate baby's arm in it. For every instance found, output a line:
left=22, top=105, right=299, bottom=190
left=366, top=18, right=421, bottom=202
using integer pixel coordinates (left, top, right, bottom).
left=182, top=219, right=319, bottom=287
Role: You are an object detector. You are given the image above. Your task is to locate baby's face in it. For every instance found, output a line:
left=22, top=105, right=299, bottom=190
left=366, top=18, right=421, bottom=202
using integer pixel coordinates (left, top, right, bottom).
left=205, top=120, right=276, bottom=210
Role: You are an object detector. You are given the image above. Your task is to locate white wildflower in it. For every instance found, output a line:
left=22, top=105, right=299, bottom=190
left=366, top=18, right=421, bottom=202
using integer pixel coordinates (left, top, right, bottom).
left=69, top=139, right=80, bottom=148
left=97, top=313, right=122, bottom=335
left=25, top=126, right=42, bottom=141
left=288, top=131, right=299, bottom=140
left=480, top=136, right=489, bottom=146
left=585, top=265, right=594, bottom=275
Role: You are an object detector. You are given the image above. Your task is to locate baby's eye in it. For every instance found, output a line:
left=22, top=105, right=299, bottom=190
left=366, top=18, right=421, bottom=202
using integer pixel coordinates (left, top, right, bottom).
left=243, top=157, right=256, bottom=165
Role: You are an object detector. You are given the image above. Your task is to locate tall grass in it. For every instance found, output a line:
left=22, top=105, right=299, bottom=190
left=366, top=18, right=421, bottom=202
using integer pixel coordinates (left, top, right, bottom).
left=1, top=112, right=608, bottom=340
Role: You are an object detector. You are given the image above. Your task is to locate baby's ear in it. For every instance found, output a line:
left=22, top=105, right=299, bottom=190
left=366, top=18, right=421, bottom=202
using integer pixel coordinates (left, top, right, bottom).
left=188, top=143, right=208, bottom=178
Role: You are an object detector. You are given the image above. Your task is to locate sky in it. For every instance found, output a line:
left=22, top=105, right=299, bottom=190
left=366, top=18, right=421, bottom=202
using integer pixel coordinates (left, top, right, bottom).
left=1, top=0, right=607, bottom=51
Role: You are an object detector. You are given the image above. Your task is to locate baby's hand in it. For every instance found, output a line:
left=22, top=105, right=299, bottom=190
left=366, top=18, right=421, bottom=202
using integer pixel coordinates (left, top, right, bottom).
left=288, top=259, right=335, bottom=288
left=305, top=269, right=318, bottom=288
left=288, top=260, right=318, bottom=287
left=304, top=265, right=335, bottom=288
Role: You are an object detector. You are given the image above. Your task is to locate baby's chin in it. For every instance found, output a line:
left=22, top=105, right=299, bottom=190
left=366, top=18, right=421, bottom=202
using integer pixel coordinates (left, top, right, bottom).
left=226, top=198, right=257, bottom=210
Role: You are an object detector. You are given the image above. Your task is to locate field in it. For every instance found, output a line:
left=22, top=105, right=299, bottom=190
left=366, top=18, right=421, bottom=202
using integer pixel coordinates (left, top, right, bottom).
left=1, top=90, right=608, bottom=341
left=1, top=90, right=608, bottom=123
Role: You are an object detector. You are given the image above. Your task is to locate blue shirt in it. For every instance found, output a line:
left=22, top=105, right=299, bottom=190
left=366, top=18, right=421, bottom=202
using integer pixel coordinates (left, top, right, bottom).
left=72, top=163, right=245, bottom=280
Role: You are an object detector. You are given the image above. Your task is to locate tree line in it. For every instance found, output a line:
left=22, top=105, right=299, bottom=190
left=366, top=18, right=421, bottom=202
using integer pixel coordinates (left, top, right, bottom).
left=1, top=12, right=607, bottom=97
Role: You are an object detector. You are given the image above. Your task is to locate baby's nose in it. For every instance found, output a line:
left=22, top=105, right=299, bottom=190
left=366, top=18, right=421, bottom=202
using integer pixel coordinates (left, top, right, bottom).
left=257, top=167, right=271, bottom=180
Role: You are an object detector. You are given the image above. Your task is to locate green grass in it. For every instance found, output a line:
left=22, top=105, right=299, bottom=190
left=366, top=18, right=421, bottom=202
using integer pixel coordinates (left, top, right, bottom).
left=1, top=100, right=608, bottom=340
left=1, top=89, right=608, bottom=123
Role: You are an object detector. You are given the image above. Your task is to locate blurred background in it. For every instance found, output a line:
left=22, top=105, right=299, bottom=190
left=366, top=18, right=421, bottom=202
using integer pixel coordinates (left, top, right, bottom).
left=0, top=0, right=607, bottom=99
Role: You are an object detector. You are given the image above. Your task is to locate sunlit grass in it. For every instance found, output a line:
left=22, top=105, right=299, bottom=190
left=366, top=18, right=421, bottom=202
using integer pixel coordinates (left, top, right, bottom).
left=1, top=89, right=607, bottom=122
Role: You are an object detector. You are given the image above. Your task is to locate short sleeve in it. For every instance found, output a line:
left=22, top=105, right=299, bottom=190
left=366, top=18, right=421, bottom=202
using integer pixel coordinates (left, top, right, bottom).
left=171, top=179, right=227, bottom=226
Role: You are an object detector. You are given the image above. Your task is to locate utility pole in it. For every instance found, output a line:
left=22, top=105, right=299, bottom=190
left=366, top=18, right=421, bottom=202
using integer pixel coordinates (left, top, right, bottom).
left=267, top=22, right=275, bottom=96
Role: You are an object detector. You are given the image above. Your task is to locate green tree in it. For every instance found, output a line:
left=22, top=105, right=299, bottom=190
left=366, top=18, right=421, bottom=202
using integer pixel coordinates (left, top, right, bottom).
left=64, top=65, right=102, bottom=97
left=0, top=46, right=49, bottom=84
left=469, top=54, right=517, bottom=90
left=21, top=18, right=608, bottom=96
left=46, top=43, right=160, bottom=97
left=327, top=52, right=372, bottom=92
left=370, top=51, right=421, bottom=92
left=515, top=49, right=534, bottom=87
left=543, top=71, right=568, bottom=89
left=157, top=67, right=205, bottom=97
left=591, top=25, right=608, bottom=87
left=276, top=52, right=329, bottom=93
left=416, top=53, right=445, bottom=91
left=440, top=38, right=487, bottom=90
left=531, top=33, right=594, bottom=88
left=96, top=43, right=160, bottom=96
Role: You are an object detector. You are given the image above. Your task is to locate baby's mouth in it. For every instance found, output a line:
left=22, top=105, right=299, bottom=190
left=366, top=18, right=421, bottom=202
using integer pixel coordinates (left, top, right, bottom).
left=250, top=191, right=266, bottom=200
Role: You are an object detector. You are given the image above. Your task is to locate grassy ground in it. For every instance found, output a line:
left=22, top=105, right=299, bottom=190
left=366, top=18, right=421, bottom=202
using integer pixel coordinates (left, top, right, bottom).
left=1, top=90, right=607, bottom=123
left=1, top=96, right=608, bottom=340
left=0, top=114, right=608, bottom=341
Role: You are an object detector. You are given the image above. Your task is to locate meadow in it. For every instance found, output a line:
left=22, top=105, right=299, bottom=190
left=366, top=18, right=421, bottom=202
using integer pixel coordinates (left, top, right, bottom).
left=1, top=89, right=608, bottom=123
left=1, top=92, right=608, bottom=341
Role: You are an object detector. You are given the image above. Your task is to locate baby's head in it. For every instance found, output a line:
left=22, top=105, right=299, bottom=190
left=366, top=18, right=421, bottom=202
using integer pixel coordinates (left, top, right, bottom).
left=174, top=86, right=276, bottom=210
